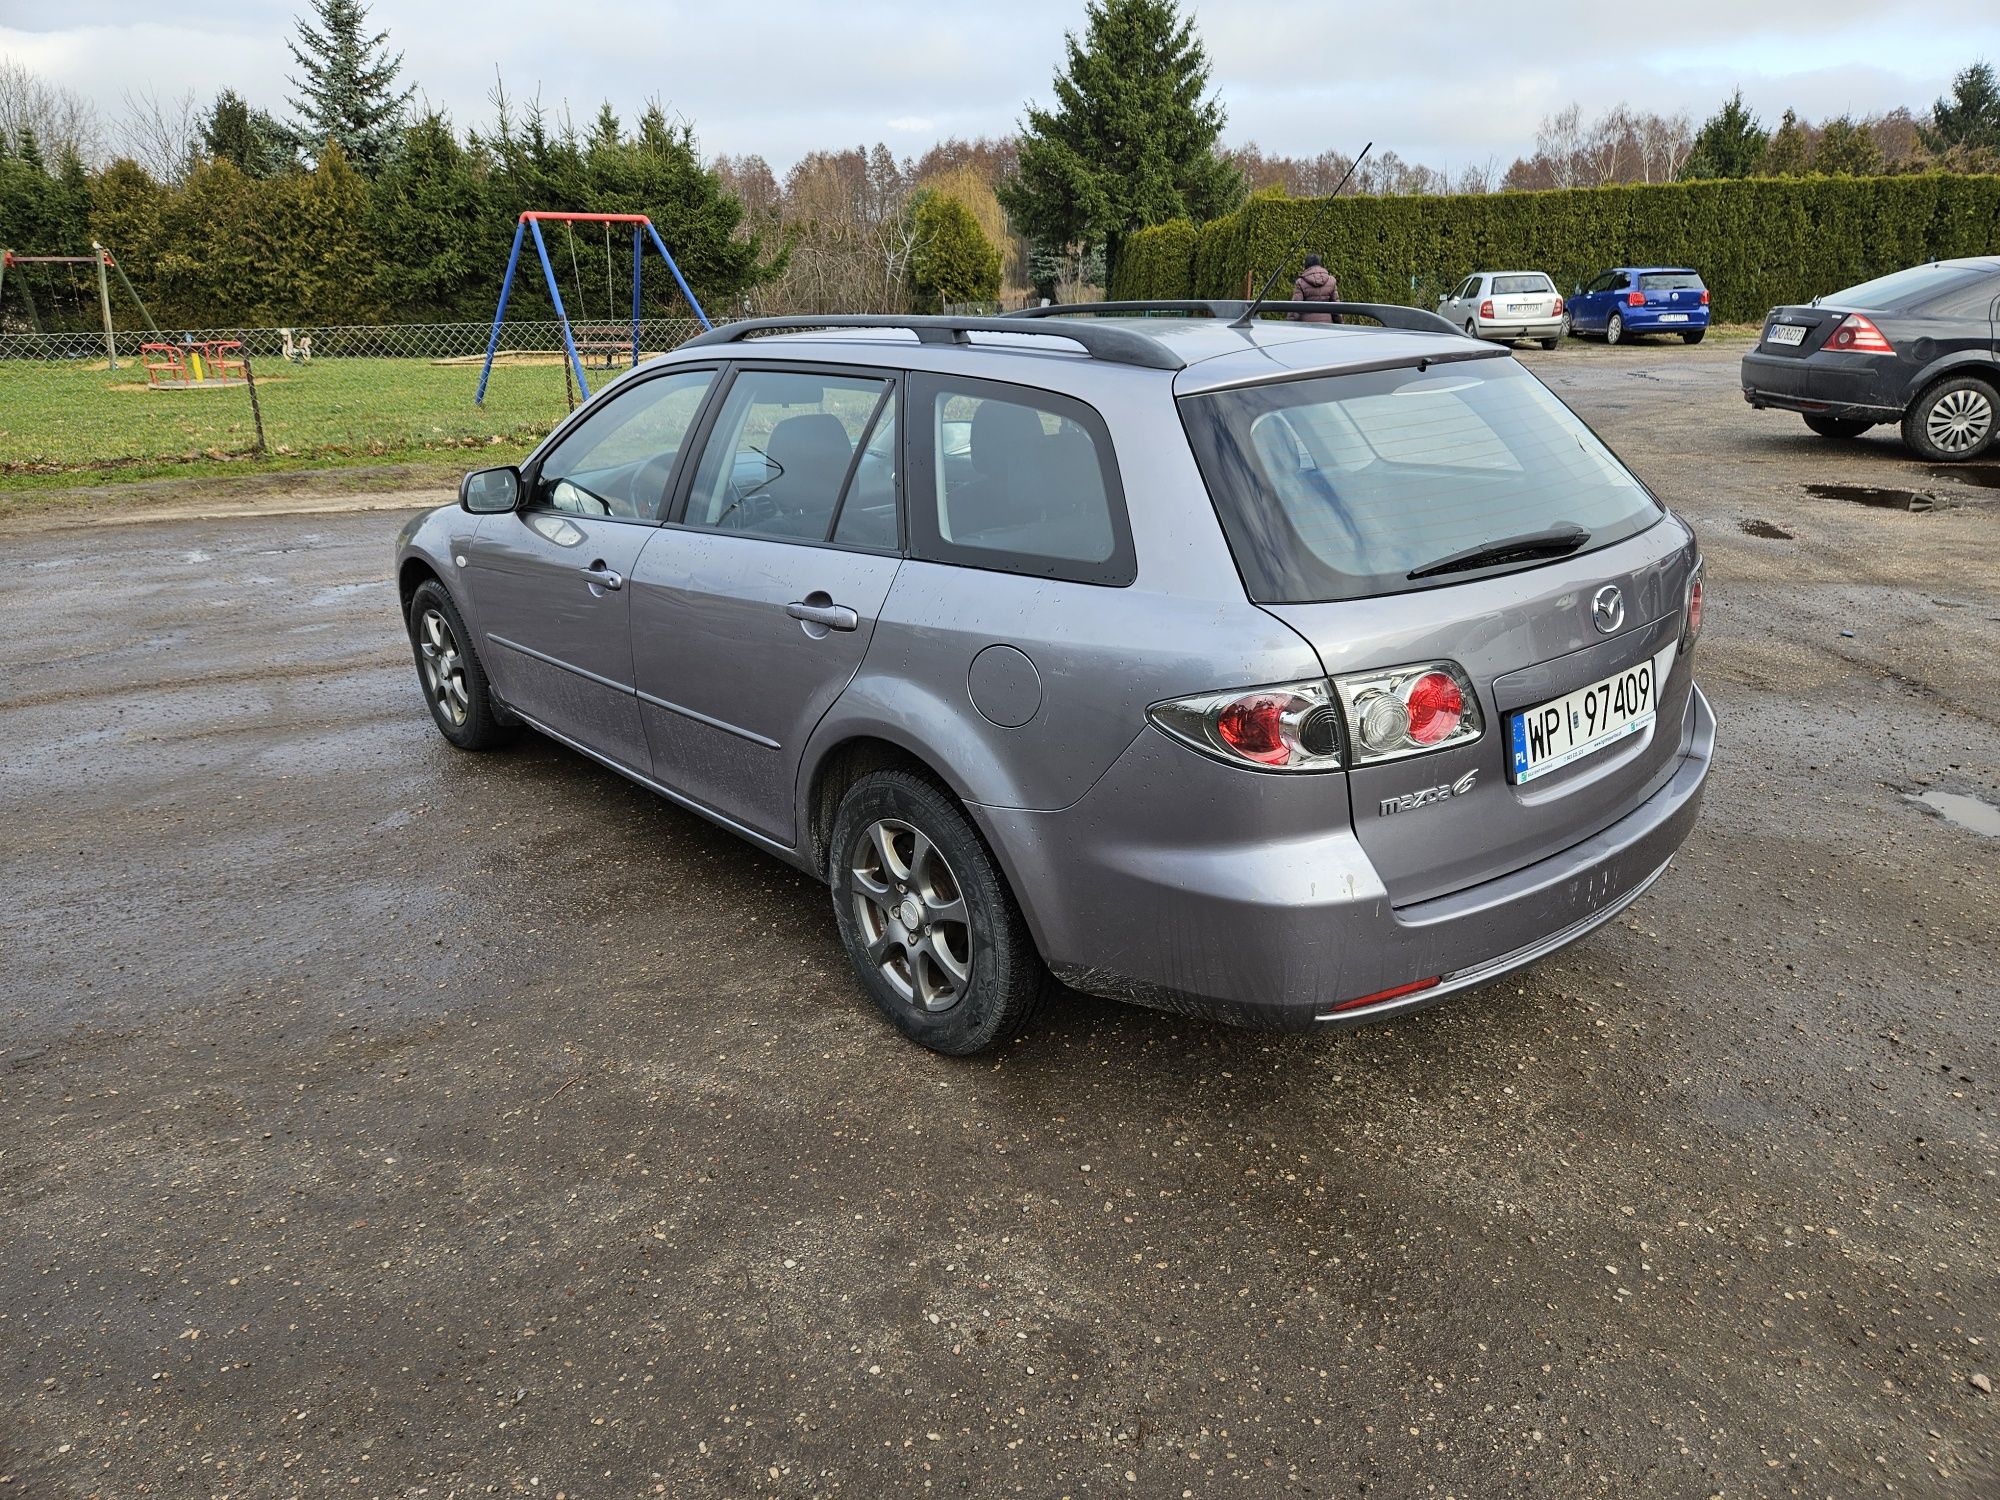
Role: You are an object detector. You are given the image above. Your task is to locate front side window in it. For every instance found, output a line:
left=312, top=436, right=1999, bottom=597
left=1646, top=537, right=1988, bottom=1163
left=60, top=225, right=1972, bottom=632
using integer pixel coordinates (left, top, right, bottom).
left=534, top=368, right=716, bottom=520
left=682, top=368, right=894, bottom=544
left=908, top=374, right=1134, bottom=586
left=1180, top=360, right=1663, bottom=603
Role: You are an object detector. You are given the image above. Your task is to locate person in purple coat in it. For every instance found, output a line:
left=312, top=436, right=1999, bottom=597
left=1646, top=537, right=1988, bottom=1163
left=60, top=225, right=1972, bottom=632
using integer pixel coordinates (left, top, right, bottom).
left=1287, top=255, right=1340, bottom=322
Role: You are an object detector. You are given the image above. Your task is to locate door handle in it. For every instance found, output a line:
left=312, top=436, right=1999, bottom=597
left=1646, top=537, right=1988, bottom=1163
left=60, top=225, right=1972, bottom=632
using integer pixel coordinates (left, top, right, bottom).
left=786, top=599, right=860, bottom=631
left=581, top=562, right=624, bottom=591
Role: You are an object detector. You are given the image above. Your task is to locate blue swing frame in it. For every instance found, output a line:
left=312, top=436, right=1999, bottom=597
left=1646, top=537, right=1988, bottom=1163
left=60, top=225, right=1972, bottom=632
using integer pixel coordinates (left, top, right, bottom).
left=475, top=211, right=712, bottom=406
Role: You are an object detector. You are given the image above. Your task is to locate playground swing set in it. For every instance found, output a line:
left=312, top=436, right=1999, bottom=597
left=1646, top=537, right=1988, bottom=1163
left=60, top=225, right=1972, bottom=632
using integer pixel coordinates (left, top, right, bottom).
left=0, top=241, right=158, bottom=367
left=475, top=211, right=711, bottom=406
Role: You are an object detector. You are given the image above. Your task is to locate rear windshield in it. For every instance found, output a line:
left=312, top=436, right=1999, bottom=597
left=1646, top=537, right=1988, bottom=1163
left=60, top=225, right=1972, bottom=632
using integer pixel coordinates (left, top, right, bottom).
left=1491, top=274, right=1553, bottom=295
left=1826, top=262, right=1997, bottom=314
left=1180, top=359, right=1662, bottom=603
left=1639, top=272, right=1703, bottom=291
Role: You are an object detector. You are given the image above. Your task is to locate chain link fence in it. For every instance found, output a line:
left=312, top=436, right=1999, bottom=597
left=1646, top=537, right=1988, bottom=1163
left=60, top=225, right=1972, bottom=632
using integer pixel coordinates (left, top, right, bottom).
left=0, top=318, right=711, bottom=363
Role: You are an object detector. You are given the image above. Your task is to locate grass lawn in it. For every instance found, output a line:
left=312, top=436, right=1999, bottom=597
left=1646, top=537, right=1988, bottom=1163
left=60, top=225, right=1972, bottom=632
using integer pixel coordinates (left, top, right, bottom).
left=0, top=356, right=596, bottom=494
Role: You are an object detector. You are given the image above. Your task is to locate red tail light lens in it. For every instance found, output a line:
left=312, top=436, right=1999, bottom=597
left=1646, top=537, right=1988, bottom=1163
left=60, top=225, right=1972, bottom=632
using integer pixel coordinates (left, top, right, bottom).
left=1552, top=295, right=1564, bottom=316
left=1682, top=559, right=1705, bottom=653
left=1478, top=299, right=1494, bottom=320
left=1404, top=671, right=1464, bottom=744
left=1149, top=679, right=1342, bottom=772
left=1215, top=694, right=1291, bottom=765
left=1626, top=290, right=1645, bottom=307
left=1831, top=314, right=1894, bottom=354
left=1332, top=661, right=1483, bottom=764
left=1699, top=289, right=1710, bottom=305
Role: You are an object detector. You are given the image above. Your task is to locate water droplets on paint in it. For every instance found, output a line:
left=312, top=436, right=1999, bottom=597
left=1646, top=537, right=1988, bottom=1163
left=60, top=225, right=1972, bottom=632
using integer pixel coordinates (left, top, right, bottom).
left=1905, top=789, right=2000, bottom=837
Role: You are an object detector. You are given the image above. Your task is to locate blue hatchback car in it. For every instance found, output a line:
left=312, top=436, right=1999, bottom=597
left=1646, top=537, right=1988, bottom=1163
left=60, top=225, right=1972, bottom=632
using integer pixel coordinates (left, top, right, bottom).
left=1567, top=267, right=1710, bottom=345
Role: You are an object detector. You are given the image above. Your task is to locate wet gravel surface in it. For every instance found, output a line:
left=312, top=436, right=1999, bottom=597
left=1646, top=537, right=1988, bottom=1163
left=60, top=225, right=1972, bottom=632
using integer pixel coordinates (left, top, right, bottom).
left=2, top=342, right=1996, bottom=1498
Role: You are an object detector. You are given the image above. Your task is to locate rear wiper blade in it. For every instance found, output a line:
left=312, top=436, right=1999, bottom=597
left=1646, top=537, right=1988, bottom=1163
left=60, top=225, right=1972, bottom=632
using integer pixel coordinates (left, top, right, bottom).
left=1407, top=525, right=1589, bottom=580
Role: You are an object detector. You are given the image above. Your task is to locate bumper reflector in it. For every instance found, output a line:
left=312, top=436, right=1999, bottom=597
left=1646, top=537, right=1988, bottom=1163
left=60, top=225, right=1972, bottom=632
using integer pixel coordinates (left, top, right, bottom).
left=1331, top=977, right=1441, bottom=1013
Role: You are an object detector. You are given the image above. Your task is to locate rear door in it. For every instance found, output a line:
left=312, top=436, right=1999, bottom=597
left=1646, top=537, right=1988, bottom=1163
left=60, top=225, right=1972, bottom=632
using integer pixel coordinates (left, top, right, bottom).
left=1179, top=358, right=1697, bottom=906
left=1637, top=270, right=1705, bottom=326
left=630, top=364, right=904, bottom=845
left=465, top=365, right=718, bottom=772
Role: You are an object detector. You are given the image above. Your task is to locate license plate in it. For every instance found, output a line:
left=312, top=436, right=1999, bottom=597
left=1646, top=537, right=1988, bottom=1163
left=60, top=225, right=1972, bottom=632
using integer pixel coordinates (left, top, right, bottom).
left=1507, top=303, right=1534, bottom=314
left=1658, top=313, right=1689, bottom=323
left=1509, top=645, right=1674, bottom=784
left=1768, top=323, right=1807, bottom=346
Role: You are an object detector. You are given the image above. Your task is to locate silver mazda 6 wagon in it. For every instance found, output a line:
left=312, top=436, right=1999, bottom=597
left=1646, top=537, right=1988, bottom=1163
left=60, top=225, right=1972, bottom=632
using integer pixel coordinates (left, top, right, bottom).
left=395, top=301, right=1715, bottom=1054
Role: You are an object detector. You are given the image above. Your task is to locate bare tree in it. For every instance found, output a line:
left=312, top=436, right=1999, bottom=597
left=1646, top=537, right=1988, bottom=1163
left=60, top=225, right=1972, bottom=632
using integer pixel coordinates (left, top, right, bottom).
left=0, top=58, right=103, bottom=164
left=1536, top=105, right=1587, bottom=188
left=1580, top=105, right=1638, bottom=186
left=118, top=85, right=202, bottom=183
left=1636, top=110, right=1693, bottom=182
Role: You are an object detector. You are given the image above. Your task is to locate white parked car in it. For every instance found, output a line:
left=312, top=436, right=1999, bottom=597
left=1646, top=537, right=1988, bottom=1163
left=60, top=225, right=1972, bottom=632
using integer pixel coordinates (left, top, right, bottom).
left=1437, top=271, right=1565, bottom=348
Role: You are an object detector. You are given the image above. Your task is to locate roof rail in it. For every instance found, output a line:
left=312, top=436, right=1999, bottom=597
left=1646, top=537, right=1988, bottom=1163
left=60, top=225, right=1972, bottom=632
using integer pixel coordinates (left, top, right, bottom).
left=679, top=313, right=1185, bottom=371
left=1010, top=299, right=1460, bottom=336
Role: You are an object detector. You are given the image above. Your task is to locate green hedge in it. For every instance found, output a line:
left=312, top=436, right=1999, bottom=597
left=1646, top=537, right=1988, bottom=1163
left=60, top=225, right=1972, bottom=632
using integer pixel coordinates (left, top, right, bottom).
left=1111, top=174, right=2000, bottom=322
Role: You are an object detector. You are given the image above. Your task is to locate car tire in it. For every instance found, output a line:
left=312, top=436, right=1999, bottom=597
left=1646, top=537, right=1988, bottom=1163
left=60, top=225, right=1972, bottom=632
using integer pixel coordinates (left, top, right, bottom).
left=1464, top=319, right=1480, bottom=341
left=1803, top=413, right=1874, bottom=440
left=1901, top=374, right=1997, bottom=463
left=1540, top=336, right=1561, bottom=350
left=1606, top=312, right=1626, bottom=346
left=407, top=579, right=513, bottom=751
left=829, top=770, right=1046, bottom=1055
left=1681, top=329, right=1706, bottom=345
left=1559, top=312, right=1573, bottom=339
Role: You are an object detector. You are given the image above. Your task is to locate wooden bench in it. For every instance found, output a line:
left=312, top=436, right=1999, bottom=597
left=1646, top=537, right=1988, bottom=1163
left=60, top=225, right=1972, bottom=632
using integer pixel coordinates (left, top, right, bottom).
left=570, top=324, right=637, bottom=368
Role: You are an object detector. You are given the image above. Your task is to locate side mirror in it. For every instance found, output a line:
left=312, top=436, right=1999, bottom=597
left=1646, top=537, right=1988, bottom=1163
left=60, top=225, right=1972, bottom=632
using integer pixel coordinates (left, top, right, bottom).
left=460, top=465, right=521, bottom=514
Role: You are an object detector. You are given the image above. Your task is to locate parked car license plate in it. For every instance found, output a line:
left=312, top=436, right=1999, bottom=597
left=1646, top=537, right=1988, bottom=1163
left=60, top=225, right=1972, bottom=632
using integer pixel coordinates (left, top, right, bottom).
left=1507, top=302, right=1534, bottom=314
left=1768, top=323, right=1807, bottom=346
left=1658, top=313, right=1689, bottom=323
left=1509, top=646, right=1672, bottom=784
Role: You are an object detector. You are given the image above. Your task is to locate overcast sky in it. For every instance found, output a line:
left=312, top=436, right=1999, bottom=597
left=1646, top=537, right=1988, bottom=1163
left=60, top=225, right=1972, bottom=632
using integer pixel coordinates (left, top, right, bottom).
left=2, top=0, right=1993, bottom=172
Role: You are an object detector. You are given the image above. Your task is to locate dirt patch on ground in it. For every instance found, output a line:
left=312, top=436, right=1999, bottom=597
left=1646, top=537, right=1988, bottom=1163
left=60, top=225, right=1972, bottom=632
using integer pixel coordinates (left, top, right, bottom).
left=0, top=463, right=454, bottom=533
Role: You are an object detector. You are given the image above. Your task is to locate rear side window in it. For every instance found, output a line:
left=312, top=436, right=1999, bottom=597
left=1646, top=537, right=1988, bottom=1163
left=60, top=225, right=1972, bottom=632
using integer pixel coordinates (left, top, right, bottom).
left=1180, top=360, right=1663, bottom=603
left=1639, top=272, right=1703, bottom=291
left=1491, top=274, right=1553, bottom=295
left=907, top=373, right=1134, bottom=586
left=1828, top=262, right=1998, bottom=315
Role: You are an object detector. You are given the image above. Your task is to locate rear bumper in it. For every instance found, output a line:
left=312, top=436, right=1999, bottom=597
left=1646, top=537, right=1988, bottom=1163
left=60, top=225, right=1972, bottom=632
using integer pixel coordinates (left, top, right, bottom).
left=976, top=685, right=1716, bottom=1032
left=1477, top=317, right=1565, bottom=341
left=1740, top=351, right=1905, bottom=421
left=1622, top=309, right=1709, bottom=333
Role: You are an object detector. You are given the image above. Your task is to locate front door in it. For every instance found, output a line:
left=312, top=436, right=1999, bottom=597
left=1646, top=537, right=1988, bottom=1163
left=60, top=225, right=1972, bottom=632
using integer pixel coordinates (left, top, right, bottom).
left=464, top=365, right=718, bottom=771
left=632, top=364, right=904, bottom=846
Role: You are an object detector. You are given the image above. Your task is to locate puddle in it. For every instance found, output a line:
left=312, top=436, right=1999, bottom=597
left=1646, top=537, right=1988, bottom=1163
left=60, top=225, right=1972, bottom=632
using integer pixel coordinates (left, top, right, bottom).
left=1740, top=519, right=1794, bottom=539
left=1929, top=464, right=2000, bottom=491
left=1905, top=789, right=2000, bottom=837
left=1805, top=483, right=1948, bottom=512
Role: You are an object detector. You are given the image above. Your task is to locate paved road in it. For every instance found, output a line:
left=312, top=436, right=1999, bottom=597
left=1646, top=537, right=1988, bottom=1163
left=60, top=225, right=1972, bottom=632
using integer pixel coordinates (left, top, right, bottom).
left=3, top=344, right=1996, bottom=1498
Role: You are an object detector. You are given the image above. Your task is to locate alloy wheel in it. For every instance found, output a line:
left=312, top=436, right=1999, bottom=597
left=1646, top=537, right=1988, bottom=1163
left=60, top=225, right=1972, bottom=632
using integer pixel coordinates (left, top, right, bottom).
left=849, top=817, right=973, bottom=1012
left=1928, top=386, right=1994, bottom=456
left=416, top=607, right=470, bottom=726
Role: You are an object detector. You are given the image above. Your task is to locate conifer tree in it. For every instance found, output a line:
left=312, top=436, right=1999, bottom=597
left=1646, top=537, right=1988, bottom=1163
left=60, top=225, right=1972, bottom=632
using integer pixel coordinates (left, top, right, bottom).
left=285, top=0, right=414, bottom=175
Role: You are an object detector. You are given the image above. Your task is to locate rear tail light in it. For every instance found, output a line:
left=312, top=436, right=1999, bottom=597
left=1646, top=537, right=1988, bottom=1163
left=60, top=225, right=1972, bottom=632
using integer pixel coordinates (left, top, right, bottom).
left=1552, top=295, right=1564, bottom=316
left=1626, top=290, right=1645, bottom=307
left=1831, top=314, right=1894, bottom=354
left=1332, top=661, right=1483, bottom=765
left=1682, top=558, right=1704, bottom=652
left=1478, top=299, right=1494, bottom=320
left=1149, top=679, right=1342, bottom=772
left=1699, top=289, right=1710, bottom=305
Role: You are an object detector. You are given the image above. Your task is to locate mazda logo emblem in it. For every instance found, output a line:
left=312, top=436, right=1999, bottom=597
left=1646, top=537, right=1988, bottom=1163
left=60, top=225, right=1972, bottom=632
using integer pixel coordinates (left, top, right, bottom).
left=1592, top=584, right=1625, bottom=634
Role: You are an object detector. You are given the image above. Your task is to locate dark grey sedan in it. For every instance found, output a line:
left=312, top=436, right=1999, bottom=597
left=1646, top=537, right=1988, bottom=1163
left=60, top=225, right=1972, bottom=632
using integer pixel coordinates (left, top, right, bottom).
left=398, top=303, right=1714, bottom=1054
left=1741, top=257, right=2000, bottom=462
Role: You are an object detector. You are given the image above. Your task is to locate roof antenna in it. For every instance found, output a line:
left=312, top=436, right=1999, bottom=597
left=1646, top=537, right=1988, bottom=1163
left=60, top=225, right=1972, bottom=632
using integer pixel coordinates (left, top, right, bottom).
left=1233, top=141, right=1373, bottom=328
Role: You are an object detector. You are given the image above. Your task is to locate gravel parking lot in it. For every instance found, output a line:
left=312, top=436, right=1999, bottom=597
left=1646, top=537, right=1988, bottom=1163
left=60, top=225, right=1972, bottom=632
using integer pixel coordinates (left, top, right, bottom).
left=3, top=341, right=1995, bottom=1498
